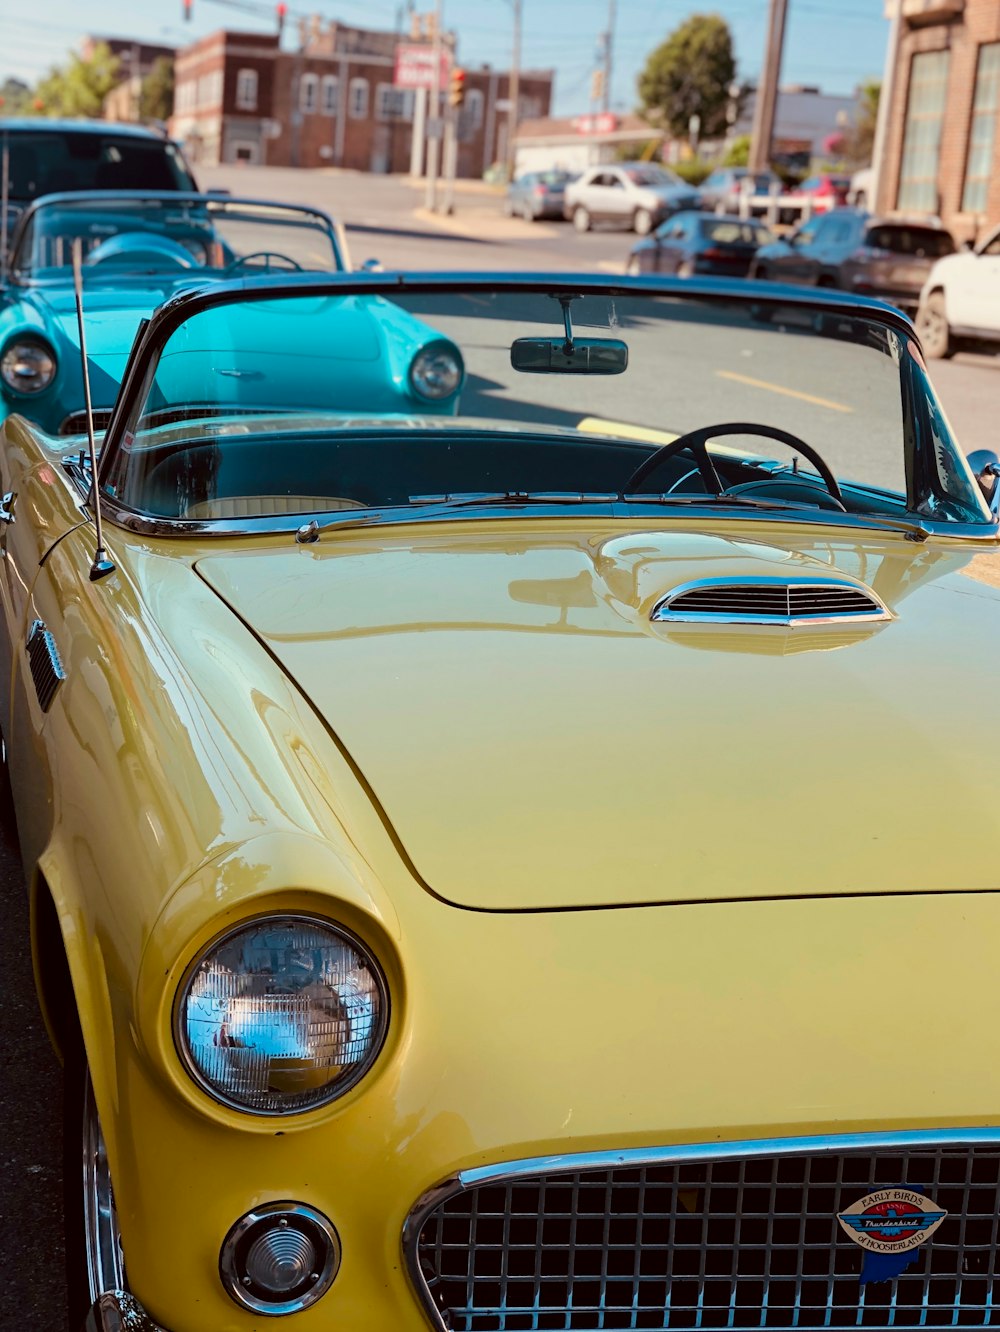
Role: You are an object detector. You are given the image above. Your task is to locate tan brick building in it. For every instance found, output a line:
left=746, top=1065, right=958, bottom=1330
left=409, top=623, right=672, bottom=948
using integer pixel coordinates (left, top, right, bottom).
left=169, top=22, right=553, bottom=178
left=879, top=0, right=1000, bottom=242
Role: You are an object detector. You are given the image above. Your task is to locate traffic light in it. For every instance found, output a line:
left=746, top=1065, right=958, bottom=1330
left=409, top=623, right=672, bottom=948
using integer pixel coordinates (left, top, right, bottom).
left=449, top=67, right=466, bottom=109
left=182, top=0, right=193, bottom=20
left=590, top=69, right=605, bottom=104
left=276, top=2, right=287, bottom=36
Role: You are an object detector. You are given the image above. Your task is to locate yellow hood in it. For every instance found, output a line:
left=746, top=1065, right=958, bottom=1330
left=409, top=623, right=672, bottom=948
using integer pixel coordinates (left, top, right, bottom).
left=196, top=520, right=1000, bottom=910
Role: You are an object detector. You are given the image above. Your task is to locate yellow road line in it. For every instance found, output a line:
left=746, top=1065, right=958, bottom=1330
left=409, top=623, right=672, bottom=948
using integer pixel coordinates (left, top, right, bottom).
left=716, top=369, right=853, bottom=414
left=577, top=417, right=678, bottom=445
left=577, top=417, right=752, bottom=458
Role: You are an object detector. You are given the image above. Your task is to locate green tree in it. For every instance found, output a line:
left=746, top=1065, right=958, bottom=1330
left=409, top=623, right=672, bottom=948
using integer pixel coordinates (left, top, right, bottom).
left=0, top=77, right=32, bottom=114
left=638, top=15, right=738, bottom=141
left=35, top=42, right=121, bottom=118
left=140, top=56, right=175, bottom=123
left=842, top=79, right=879, bottom=167
left=722, top=134, right=751, bottom=167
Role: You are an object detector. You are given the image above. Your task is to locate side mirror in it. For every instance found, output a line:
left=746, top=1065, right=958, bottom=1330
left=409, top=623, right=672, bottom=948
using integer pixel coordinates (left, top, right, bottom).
left=966, top=448, right=1000, bottom=508
left=359, top=258, right=383, bottom=272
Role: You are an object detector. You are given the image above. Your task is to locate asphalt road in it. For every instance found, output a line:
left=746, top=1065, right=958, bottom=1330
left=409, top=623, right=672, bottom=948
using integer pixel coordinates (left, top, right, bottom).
left=2, top=162, right=999, bottom=1332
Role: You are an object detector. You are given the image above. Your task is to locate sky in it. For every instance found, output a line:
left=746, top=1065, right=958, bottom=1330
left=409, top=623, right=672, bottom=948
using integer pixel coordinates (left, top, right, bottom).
left=0, top=0, right=889, bottom=116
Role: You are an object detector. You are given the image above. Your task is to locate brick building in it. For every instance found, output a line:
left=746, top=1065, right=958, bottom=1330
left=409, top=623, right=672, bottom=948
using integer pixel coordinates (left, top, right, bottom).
left=879, top=0, right=1000, bottom=241
left=169, top=21, right=554, bottom=177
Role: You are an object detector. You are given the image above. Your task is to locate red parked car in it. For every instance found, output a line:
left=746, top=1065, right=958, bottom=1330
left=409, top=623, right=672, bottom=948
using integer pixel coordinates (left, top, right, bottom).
left=789, top=173, right=851, bottom=214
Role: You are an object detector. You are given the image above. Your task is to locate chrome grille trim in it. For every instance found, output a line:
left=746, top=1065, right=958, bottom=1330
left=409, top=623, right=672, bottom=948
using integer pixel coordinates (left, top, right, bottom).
left=403, top=1130, right=1000, bottom=1332
left=650, top=577, right=890, bottom=627
left=60, top=408, right=112, bottom=437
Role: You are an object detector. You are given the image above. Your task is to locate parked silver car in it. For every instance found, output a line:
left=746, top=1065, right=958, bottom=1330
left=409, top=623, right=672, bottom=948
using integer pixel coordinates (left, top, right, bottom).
left=504, top=170, right=575, bottom=222
left=697, top=167, right=780, bottom=215
left=563, top=162, right=701, bottom=235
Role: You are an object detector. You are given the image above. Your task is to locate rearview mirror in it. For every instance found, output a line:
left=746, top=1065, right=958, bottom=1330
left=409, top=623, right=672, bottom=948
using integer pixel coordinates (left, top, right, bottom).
left=510, top=337, right=628, bottom=374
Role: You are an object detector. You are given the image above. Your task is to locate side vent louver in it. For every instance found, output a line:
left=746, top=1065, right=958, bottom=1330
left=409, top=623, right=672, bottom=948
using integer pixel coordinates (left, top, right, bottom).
left=651, top=577, right=890, bottom=626
left=27, top=620, right=66, bottom=712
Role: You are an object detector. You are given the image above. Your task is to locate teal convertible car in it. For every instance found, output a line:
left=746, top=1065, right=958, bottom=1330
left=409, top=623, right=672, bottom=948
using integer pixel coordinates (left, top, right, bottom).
left=0, top=191, right=464, bottom=436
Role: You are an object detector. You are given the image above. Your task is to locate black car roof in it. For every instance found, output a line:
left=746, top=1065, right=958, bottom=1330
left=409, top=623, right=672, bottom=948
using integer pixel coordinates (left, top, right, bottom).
left=0, top=118, right=169, bottom=140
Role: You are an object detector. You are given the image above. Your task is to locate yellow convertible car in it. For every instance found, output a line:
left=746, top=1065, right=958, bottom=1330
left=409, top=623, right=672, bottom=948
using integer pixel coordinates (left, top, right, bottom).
left=3, top=273, right=1000, bottom=1332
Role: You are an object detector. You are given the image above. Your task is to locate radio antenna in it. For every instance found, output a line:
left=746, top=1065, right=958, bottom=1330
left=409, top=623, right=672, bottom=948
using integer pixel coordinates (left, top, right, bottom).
left=71, top=238, right=115, bottom=582
left=1, top=139, right=9, bottom=285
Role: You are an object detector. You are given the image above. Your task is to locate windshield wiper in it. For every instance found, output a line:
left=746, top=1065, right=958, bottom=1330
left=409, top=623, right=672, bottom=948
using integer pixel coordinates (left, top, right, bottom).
left=408, top=490, right=619, bottom=507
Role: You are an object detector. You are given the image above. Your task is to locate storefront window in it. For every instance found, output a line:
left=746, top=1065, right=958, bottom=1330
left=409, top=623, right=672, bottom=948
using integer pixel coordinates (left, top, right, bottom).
left=962, top=43, right=1000, bottom=215
left=897, top=49, right=949, bottom=214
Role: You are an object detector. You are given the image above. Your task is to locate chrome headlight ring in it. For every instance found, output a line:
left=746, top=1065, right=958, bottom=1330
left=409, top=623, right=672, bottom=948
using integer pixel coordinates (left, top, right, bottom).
left=1, top=337, right=57, bottom=395
left=409, top=340, right=464, bottom=401
left=174, top=913, right=389, bottom=1116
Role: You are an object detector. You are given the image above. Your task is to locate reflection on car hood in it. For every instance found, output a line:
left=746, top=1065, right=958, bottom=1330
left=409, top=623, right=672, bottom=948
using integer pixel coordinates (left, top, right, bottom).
left=197, top=523, right=1000, bottom=911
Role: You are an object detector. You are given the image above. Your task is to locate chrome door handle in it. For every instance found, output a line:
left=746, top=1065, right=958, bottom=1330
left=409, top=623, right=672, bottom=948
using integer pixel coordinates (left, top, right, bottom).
left=0, top=492, right=15, bottom=524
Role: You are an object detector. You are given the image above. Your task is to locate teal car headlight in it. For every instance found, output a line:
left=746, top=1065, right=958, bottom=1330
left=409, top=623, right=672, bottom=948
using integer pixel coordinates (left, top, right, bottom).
left=409, top=341, right=464, bottom=400
left=176, top=915, right=388, bottom=1115
left=1, top=338, right=57, bottom=395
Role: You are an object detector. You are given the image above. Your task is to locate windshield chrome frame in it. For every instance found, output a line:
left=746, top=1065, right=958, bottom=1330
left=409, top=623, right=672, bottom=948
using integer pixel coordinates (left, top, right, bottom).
left=91, top=272, right=999, bottom=543
left=5, top=190, right=347, bottom=285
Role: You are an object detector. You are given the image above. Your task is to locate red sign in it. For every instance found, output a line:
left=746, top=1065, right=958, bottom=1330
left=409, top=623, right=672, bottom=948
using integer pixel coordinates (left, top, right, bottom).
left=394, top=44, right=451, bottom=90
left=571, top=113, right=619, bottom=136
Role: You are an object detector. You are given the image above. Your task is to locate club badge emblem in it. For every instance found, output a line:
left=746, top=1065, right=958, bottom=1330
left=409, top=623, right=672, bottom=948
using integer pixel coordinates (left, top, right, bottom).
left=838, top=1188, right=946, bottom=1284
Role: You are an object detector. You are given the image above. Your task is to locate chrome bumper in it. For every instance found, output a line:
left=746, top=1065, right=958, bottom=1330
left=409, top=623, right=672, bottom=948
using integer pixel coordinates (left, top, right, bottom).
left=84, top=1291, right=167, bottom=1331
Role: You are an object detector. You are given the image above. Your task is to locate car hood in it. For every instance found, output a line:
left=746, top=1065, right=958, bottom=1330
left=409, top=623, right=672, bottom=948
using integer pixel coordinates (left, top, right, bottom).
left=196, top=522, right=1000, bottom=911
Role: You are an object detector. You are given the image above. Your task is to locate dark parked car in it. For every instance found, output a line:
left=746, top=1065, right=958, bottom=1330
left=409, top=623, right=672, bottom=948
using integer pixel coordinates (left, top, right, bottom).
left=749, top=209, right=956, bottom=311
left=697, top=167, right=780, bottom=215
left=1, top=118, right=197, bottom=239
left=627, top=211, right=772, bottom=278
left=504, top=170, right=575, bottom=221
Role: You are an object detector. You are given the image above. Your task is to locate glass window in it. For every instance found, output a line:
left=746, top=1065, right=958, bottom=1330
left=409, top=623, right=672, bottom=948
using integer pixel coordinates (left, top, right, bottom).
left=321, top=74, right=339, bottom=116
left=375, top=83, right=415, bottom=121
left=897, top=49, right=950, bottom=213
left=235, top=68, right=258, bottom=111
left=300, top=73, right=318, bottom=115
left=2, top=130, right=196, bottom=199
left=349, top=78, right=369, bottom=119
left=865, top=224, right=955, bottom=257
left=962, top=43, right=1000, bottom=214
left=466, top=88, right=484, bottom=130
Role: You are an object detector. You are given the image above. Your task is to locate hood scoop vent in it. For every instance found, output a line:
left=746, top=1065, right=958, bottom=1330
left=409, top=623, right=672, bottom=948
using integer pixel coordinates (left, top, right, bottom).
left=651, top=577, right=889, bottom=627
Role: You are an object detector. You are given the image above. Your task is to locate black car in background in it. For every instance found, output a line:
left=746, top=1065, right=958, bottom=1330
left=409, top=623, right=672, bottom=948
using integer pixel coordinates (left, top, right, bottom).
left=1, top=118, right=197, bottom=238
left=749, top=209, right=956, bottom=311
left=504, top=169, right=575, bottom=222
left=627, top=211, right=772, bottom=277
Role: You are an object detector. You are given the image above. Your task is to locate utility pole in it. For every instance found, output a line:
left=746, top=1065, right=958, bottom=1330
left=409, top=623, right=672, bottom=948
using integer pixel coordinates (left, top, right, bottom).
left=748, top=0, right=788, bottom=173
left=601, top=0, right=615, bottom=114
left=425, top=0, right=444, bottom=209
left=870, top=0, right=902, bottom=214
left=505, top=0, right=521, bottom=182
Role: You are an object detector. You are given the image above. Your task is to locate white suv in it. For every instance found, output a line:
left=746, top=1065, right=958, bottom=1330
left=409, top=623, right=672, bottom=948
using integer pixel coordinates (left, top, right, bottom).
left=916, top=224, right=1000, bottom=358
left=563, top=163, right=701, bottom=235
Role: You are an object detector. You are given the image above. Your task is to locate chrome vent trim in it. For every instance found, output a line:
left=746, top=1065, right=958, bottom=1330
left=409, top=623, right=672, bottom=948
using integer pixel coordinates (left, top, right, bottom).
left=404, top=1129, right=1000, bottom=1332
left=27, top=619, right=65, bottom=712
left=651, top=577, right=890, bottom=627
left=59, top=408, right=112, bottom=437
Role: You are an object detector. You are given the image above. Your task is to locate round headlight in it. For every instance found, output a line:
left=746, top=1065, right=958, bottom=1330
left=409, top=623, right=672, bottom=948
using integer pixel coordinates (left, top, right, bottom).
left=409, top=341, right=464, bottom=400
left=1, top=338, right=56, bottom=395
left=176, top=915, right=388, bottom=1115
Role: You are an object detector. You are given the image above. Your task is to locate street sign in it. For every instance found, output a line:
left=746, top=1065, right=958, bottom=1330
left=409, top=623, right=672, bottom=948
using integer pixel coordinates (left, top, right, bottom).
left=394, top=43, right=450, bottom=90
left=571, top=112, right=619, bottom=135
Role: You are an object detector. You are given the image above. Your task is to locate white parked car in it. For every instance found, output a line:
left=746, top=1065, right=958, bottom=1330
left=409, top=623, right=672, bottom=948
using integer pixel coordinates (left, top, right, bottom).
left=916, top=223, right=1000, bottom=358
left=563, top=162, right=701, bottom=235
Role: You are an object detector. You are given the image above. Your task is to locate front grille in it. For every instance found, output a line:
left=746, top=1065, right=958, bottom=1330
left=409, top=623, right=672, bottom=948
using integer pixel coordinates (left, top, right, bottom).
left=651, top=579, right=888, bottom=626
left=410, top=1143, right=1000, bottom=1330
left=59, top=408, right=112, bottom=436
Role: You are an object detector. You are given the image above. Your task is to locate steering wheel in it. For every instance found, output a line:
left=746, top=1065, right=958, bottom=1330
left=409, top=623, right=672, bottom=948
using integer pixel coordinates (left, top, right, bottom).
left=85, top=233, right=196, bottom=269
left=622, top=421, right=846, bottom=509
left=227, top=251, right=303, bottom=274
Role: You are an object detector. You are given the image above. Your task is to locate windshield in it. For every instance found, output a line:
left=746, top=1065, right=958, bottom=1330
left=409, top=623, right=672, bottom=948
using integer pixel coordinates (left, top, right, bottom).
left=11, top=196, right=343, bottom=281
left=865, top=224, right=955, bottom=258
left=102, top=283, right=987, bottom=529
left=2, top=130, right=195, bottom=200
left=698, top=220, right=772, bottom=245
left=622, top=166, right=681, bottom=188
